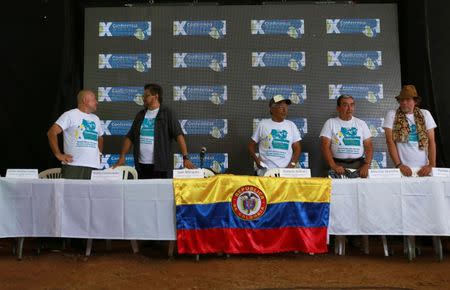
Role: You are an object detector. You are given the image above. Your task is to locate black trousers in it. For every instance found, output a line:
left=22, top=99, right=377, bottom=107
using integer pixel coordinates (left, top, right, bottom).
left=137, top=163, right=168, bottom=179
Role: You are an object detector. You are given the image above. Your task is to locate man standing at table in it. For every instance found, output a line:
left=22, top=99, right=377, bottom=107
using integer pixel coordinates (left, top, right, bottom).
left=114, top=83, right=194, bottom=178
left=383, top=85, right=437, bottom=176
left=47, top=89, right=104, bottom=179
left=248, top=95, right=302, bottom=176
left=320, top=94, right=373, bottom=178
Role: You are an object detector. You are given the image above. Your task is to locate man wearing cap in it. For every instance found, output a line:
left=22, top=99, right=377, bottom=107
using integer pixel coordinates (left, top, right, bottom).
left=320, top=94, right=373, bottom=178
left=248, top=95, right=302, bottom=176
left=383, top=85, right=437, bottom=177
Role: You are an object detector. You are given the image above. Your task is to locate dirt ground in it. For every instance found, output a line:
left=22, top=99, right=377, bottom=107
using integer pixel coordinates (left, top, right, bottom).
left=0, top=238, right=448, bottom=290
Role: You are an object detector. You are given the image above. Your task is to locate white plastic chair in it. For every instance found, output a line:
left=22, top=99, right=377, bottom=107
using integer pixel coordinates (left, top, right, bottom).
left=16, top=168, right=63, bottom=260
left=85, top=166, right=139, bottom=256
left=263, top=168, right=280, bottom=177
left=38, top=168, right=62, bottom=179
left=201, top=168, right=215, bottom=178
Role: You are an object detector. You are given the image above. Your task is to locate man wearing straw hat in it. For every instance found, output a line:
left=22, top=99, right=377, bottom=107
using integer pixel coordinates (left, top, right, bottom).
left=382, top=85, right=437, bottom=176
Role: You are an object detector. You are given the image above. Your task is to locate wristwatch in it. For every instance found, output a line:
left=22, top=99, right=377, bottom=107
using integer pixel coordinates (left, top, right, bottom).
left=182, top=155, right=189, bottom=160
left=290, top=162, right=296, bottom=167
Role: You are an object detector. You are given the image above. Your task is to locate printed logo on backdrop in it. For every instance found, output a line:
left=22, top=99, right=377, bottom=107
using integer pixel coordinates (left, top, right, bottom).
left=173, top=20, right=226, bottom=39
left=252, top=85, right=306, bottom=104
left=180, top=119, right=227, bottom=139
left=326, top=19, right=380, bottom=38
left=251, top=19, right=304, bottom=39
left=99, top=21, right=152, bottom=40
left=232, top=185, right=267, bottom=221
left=252, top=52, right=305, bottom=71
left=253, top=118, right=307, bottom=138
left=327, top=51, right=381, bottom=70
left=100, top=154, right=134, bottom=169
left=75, top=119, right=99, bottom=148
left=98, top=53, right=151, bottom=72
left=372, top=152, right=387, bottom=169
left=361, top=118, right=385, bottom=138
left=329, top=84, right=383, bottom=103
left=173, top=52, right=227, bottom=72
left=98, top=87, right=144, bottom=105
left=101, top=120, right=132, bottom=136
left=173, top=85, right=227, bottom=105
left=174, top=153, right=228, bottom=173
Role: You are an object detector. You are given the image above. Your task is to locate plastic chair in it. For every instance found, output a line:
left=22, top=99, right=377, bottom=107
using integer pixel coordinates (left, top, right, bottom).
left=15, top=168, right=63, bottom=260
left=85, top=166, right=139, bottom=256
left=201, top=168, right=215, bottom=178
left=38, top=168, right=62, bottom=179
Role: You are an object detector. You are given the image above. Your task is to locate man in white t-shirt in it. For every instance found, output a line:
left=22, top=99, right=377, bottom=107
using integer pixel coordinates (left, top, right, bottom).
left=382, top=85, right=437, bottom=177
left=248, top=95, right=302, bottom=176
left=320, top=94, right=373, bottom=178
left=47, top=90, right=104, bottom=179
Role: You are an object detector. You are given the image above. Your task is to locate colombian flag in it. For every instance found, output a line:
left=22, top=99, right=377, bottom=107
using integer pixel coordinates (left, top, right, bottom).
left=174, top=175, right=331, bottom=254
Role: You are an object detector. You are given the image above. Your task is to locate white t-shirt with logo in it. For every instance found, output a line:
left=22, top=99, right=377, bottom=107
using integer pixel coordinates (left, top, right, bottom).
left=320, top=116, right=371, bottom=159
left=251, top=119, right=302, bottom=170
left=382, top=109, right=437, bottom=167
left=139, top=108, right=159, bottom=164
left=55, top=109, right=103, bottom=169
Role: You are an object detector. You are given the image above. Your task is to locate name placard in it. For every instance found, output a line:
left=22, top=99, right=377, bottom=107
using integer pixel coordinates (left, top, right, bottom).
left=279, top=168, right=311, bottom=178
left=431, top=167, right=450, bottom=177
left=173, top=169, right=204, bottom=179
left=369, top=168, right=401, bottom=179
left=91, top=170, right=123, bottom=180
left=6, top=169, right=39, bottom=179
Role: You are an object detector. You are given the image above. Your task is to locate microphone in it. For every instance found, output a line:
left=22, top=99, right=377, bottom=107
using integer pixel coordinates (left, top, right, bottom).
left=200, top=147, right=207, bottom=168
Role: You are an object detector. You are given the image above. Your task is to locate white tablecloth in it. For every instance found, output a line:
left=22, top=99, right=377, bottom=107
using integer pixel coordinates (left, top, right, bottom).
left=329, top=177, right=450, bottom=235
left=1, top=177, right=449, bottom=240
left=0, top=178, right=176, bottom=240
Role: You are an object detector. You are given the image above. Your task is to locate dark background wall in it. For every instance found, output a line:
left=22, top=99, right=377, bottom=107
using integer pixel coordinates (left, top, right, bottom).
left=1, top=0, right=449, bottom=176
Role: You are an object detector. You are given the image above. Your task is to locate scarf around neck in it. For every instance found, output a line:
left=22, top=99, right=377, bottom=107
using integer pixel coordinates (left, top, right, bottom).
left=393, top=107, right=428, bottom=150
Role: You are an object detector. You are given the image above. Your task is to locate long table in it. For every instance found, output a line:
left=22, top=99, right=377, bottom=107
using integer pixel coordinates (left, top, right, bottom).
left=1, top=177, right=449, bottom=239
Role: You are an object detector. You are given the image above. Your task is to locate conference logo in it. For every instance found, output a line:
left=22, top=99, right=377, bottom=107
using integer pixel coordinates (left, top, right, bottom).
left=232, top=185, right=267, bottom=221
left=173, top=85, right=227, bottom=105
left=252, top=85, right=306, bottom=104
left=251, top=19, right=304, bottom=39
left=372, top=152, right=387, bottom=168
left=252, top=51, right=305, bottom=71
left=101, top=120, right=132, bottom=136
left=98, top=87, right=144, bottom=105
left=173, top=20, right=226, bottom=39
left=328, top=51, right=382, bottom=70
left=326, top=19, right=380, bottom=38
left=362, top=118, right=385, bottom=138
left=329, top=84, right=383, bottom=103
left=180, top=119, right=228, bottom=139
left=173, top=52, right=227, bottom=72
left=98, top=53, right=151, bottom=72
left=100, top=154, right=134, bottom=169
left=173, top=153, right=228, bottom=173
left=99, top=21, right=152, bottom=40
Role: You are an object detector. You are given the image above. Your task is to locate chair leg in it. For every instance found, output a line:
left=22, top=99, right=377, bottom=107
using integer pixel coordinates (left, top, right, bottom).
left=86, top=239, right=93, bottom=256
left=17, top=238, right=24, bottom=260
left=381, top=235, right=389, bottom=256
left=335, top=235, right=346, bottom=256
left=362, top=235, right=370, bottom=255
left=432, top=236, right=443, bottom=262
left=168, top=241, right=175, bottom=257
left=130, top=240, right=139, bottom=254
left=405, top=236, right=415, bottom=261
left=105, top=239, right=112, bottom=251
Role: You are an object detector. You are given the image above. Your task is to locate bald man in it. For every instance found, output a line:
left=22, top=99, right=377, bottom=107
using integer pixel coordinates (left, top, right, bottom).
left=47, top=90, right=104, bottom=179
